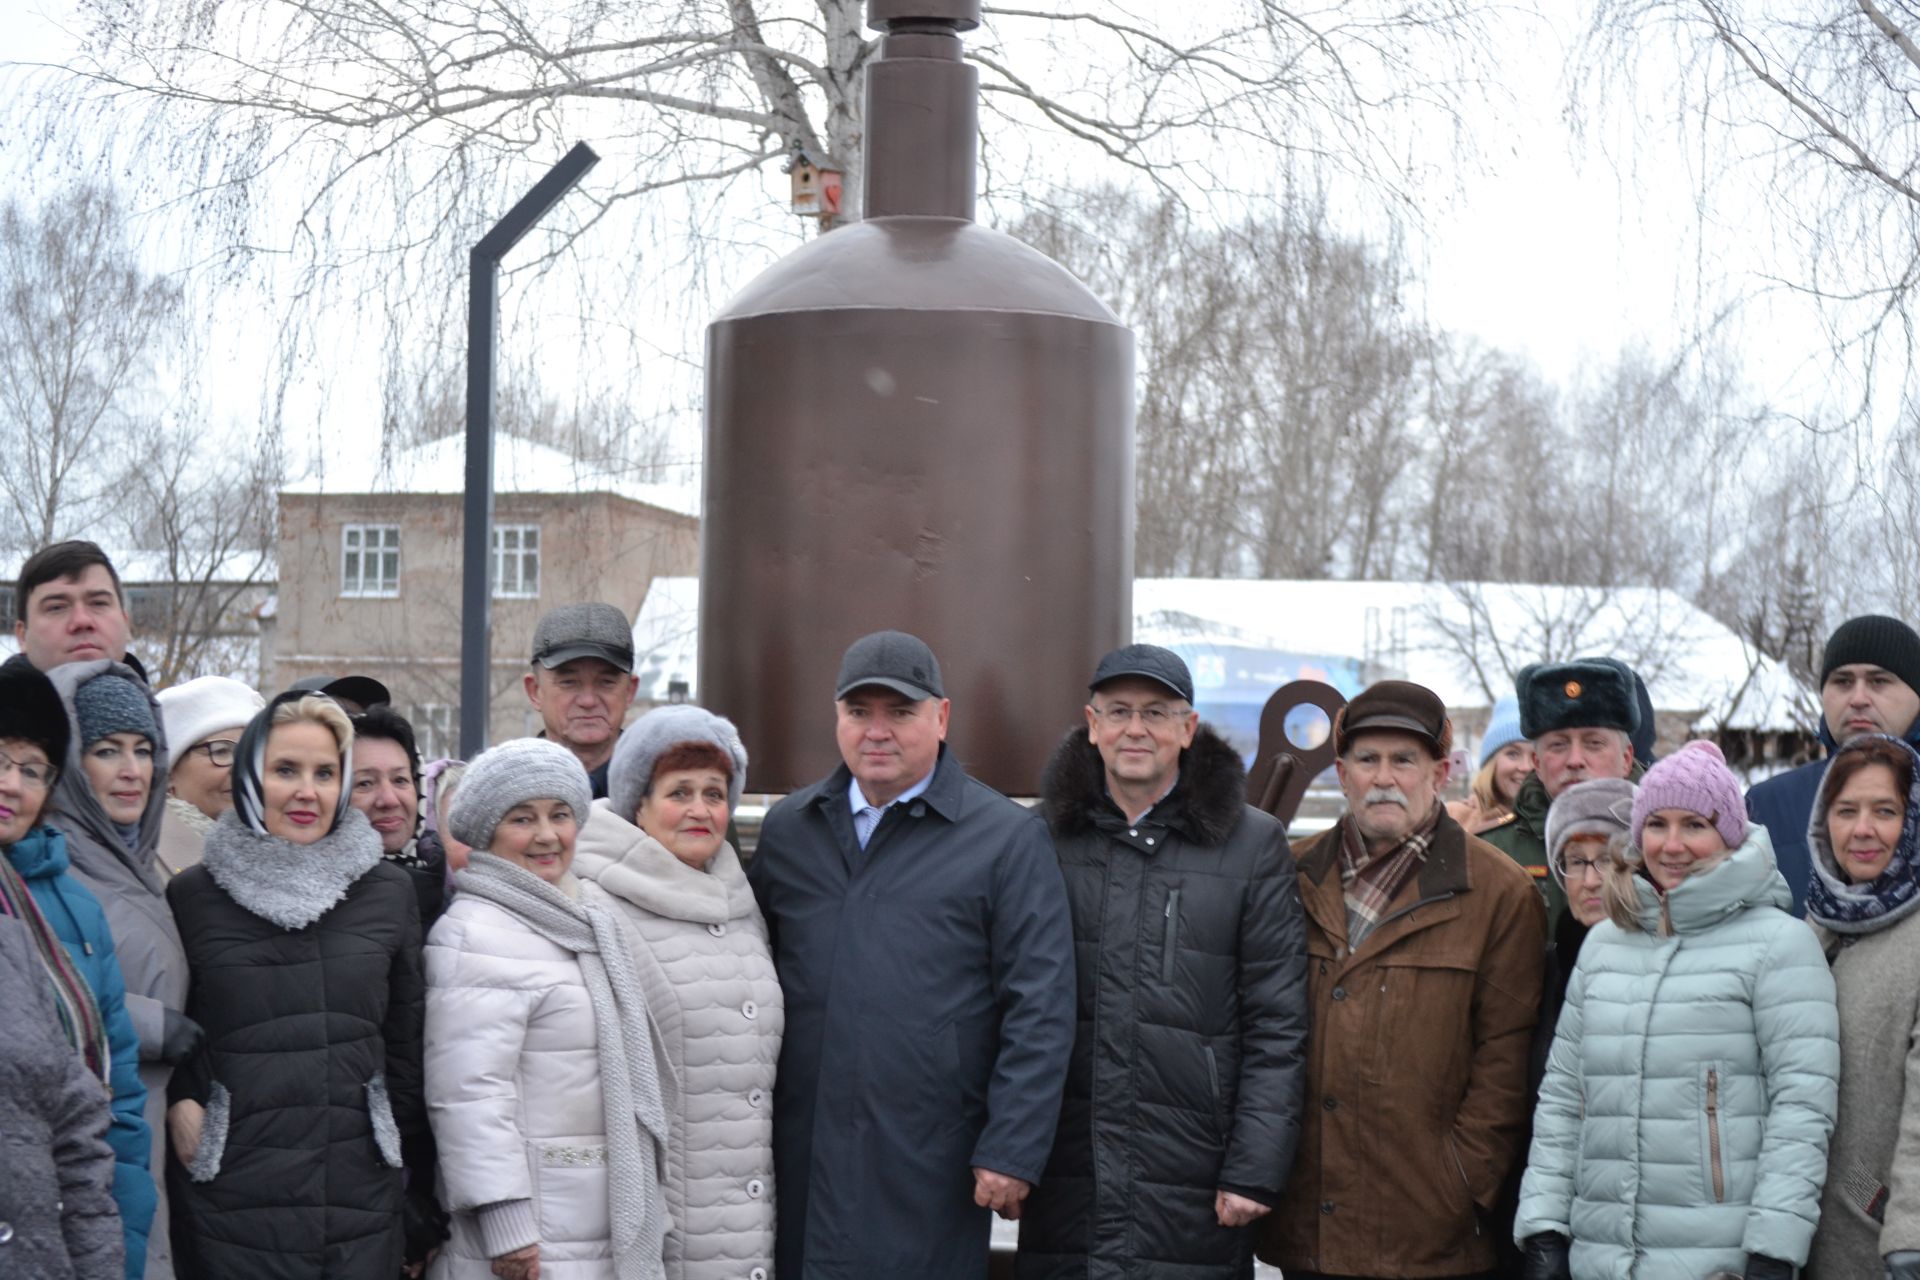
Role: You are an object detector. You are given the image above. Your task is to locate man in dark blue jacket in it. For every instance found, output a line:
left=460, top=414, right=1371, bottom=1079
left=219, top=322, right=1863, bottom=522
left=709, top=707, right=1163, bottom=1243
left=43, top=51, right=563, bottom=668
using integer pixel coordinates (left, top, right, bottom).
left=1747, top=614, right=1920, bottom=914
left=748, top=630, right=1075, bottom=1280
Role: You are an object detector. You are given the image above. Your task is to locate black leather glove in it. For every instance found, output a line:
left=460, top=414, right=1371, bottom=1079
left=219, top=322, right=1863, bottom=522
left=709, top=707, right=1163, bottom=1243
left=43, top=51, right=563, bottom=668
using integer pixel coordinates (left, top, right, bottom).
left=1886, top=1251, right=1920, bottom=1280
left=401, top=1186, right=449, bottom=1264
left=1744, top=1255, right=1794, bottom=1280
left=1519, top=1232, right=1572, bottom=1280
left=160, top=1009, right=205, bottom=1065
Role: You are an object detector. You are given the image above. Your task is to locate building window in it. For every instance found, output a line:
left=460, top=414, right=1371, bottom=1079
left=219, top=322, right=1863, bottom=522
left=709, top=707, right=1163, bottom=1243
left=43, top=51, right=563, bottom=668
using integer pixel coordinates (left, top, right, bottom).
left=491, top=524, right=540, bottom=599
left=341, top=525, right=401, bottom=597
left=411, top=704, right=457, bottom=761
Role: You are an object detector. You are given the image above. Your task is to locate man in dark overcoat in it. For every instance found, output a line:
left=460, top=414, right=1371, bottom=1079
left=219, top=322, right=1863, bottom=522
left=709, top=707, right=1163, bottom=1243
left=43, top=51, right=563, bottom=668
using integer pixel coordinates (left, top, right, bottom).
left=748, top=629, right=1076, bottom=1280
left=1017, top=644, right=1309, bottom=1279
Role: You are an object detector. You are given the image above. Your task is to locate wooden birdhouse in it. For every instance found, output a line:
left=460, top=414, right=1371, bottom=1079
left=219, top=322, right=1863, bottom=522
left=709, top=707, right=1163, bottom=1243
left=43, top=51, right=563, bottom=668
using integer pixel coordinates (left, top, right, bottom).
left=785, top=147, right=844, bottom=220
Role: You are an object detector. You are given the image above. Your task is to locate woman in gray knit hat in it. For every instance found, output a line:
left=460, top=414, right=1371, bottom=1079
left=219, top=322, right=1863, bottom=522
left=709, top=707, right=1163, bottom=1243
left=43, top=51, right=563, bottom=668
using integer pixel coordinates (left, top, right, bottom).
left=573, top=705, right=782, bottom=1280
left=425, top=737, right=670, bottom=1280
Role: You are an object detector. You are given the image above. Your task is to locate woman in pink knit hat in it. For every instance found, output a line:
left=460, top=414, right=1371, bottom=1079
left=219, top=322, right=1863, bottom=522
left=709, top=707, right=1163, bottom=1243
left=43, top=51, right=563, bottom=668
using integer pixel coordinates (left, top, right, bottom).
left=1515, top=740, right=1839, bottom=1280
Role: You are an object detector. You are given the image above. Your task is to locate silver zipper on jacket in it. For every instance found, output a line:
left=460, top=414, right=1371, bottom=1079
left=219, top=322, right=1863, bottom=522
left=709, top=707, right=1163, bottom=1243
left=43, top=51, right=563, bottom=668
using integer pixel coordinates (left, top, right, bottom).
left=1162, top=888, right=1181, bottom=984
left=1203, top=1044, right=1226, bottom=1136
left=1706, top=1067, right=1725, bottom=1203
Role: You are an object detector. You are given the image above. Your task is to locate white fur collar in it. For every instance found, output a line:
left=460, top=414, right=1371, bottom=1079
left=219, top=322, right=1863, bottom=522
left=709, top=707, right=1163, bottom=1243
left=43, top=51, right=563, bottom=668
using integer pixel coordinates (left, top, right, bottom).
left=200, top=808, right=384, bottom=930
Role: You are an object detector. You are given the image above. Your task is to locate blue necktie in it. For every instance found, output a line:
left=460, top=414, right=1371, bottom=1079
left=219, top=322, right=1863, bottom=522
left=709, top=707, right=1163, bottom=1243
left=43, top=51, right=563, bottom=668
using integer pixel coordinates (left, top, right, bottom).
left=855, top=804, right=884, bottom=849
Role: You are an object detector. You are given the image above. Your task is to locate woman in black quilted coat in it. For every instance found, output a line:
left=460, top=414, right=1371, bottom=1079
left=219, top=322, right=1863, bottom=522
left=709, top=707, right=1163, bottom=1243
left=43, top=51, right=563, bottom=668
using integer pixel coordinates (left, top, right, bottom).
left=164, top=691, right=437, bottom=1279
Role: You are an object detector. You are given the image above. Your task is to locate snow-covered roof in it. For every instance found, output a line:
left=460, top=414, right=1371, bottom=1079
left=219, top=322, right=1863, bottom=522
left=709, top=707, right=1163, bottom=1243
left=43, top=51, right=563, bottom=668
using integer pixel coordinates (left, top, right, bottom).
left=631, top=576, right=1815, bottom=733
left=282, top=432, right=701, bottom=518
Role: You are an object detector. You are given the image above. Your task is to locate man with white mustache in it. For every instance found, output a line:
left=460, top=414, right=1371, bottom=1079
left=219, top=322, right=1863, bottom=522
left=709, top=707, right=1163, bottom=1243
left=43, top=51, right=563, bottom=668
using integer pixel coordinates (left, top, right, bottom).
left=1263, top=679, right=1545, bottom=1280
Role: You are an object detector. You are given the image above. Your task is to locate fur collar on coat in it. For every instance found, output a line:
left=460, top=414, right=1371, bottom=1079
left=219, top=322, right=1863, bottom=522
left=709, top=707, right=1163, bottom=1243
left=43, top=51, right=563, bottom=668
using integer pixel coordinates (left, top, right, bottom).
left=572, top=799, right=754, bottom=926
left=200, top=806, right=383, bottom=930
left=1042, top=721, right=1247, bottom=847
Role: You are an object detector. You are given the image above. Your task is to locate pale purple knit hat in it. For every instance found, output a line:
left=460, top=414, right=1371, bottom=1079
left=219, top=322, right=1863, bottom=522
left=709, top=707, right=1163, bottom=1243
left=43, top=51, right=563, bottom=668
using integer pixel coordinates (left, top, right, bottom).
left=1630, top=740, right=1748, bottom=851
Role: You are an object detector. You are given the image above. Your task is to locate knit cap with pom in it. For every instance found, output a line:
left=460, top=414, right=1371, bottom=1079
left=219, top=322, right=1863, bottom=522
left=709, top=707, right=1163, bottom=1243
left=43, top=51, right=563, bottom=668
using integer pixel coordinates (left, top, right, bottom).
left=448, top=737, right=592, bottom=853
left=1630, top=739, right=1748, bottom=852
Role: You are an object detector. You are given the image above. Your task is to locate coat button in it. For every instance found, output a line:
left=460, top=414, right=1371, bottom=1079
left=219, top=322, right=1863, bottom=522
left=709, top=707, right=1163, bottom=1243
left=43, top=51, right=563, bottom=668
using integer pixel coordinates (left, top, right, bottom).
left=708, top=922, right=727, bottom=937
left=748, top=1088, right=765, bottom=1108
left=742, top=1000, right=758, bottom=1020
left=0, top=1221, right=12, bottom=1243
left=1128, top=828, right=1138, bottom=837
left=746, top=1178, right=765, bottom=1198
left=1320, top=1200, right=1335, bottom=1215
left=751, top=1269, right=769, bottom=1280
left=1331, top=986, right=1348, bottom=1002
left=1322, top=1097, right=1337, bottom=1111
left=1144, top=837, right=1155, bottom=846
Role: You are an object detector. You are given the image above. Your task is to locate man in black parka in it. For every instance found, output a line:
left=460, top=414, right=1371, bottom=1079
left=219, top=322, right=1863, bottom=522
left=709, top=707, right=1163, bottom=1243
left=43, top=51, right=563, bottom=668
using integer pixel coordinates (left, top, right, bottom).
left=1017, top=644, right=1310, bottom=1279
left=749, top=630, right=1076, bottom=1280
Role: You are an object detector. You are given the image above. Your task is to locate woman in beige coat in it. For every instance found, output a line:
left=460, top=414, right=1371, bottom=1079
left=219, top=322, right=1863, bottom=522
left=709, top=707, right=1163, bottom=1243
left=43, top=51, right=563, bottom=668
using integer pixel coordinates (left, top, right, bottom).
left=1806, top=734, right=1920, bottom=1280
left=574, top=705, right=782, bottom=1280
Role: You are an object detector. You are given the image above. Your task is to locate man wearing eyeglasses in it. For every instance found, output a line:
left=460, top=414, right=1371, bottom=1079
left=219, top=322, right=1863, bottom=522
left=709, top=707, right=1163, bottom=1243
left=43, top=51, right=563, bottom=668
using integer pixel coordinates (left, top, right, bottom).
left=1262, top=679, right=1544, bottom=1280
left=1018, top=645, right=1308, bottom=1280
left=154, top=676, right=264, bottom=876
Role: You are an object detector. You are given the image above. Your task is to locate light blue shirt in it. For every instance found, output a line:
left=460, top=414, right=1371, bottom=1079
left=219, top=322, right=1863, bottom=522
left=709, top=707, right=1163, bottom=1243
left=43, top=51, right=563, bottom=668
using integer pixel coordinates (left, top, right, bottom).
left=847, top=768, right=937, bottom=849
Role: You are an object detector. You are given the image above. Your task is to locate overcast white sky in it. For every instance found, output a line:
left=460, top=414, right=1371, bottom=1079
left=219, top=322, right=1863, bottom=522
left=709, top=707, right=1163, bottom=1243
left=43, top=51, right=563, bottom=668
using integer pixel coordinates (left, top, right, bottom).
left=4, top=0, right=1845, bottom=477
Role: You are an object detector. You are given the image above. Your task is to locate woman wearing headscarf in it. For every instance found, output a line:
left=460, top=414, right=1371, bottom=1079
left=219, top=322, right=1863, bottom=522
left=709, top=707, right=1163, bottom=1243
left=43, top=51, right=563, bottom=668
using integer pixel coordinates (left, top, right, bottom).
left=164, top=691, right=435, bottom=1279
left=1516, top=741, right=1838, bottom=1280
left=1805, top=734, right=1920, bottom=1280
left=573, top=705, right=781, bottom=1280
left=0, top=908, right=124, bottom=1280
left=47, top=660, right=191, bottom=1280
left=1, top=663, right=156, bottom=1277
left=425, top=737, right=669, bottom=1280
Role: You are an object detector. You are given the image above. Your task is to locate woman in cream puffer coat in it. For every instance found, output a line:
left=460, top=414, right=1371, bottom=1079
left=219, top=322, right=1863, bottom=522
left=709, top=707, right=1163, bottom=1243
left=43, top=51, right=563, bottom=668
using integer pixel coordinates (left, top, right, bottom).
left=573, top=705, right=782, bottom=1280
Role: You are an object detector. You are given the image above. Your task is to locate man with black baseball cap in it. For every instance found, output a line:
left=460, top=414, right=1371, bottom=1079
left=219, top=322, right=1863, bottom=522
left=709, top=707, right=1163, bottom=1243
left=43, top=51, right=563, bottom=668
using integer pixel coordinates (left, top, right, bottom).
left=522, top=602, right=638, bottom=798
left=1262, top=679, right=1544, bottom=1280
left=748, top=629, right=1074, bottom=1280
left=1018, top=644, right=1307, bottom=1278
left=1748, top=614, right=1920, bottom=914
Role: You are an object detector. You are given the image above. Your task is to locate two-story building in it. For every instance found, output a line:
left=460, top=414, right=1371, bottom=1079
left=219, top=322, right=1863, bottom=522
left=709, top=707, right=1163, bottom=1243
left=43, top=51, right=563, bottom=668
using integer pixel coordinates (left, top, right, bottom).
left=273, top=432, right=699, bottom=756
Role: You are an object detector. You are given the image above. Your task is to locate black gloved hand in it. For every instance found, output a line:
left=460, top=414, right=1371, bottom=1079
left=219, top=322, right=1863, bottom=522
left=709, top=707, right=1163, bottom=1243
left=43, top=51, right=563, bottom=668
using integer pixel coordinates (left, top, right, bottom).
left=1519, top=1231, right=1572, bottom=1280
left=160, top=1009, right=205, bottom=1065
left=1886, top=1251, right=1920, bottom=1280
left=1744, top=1255, right=1794, bottom=1280
left=401, top=1187, right=449, bottom=1264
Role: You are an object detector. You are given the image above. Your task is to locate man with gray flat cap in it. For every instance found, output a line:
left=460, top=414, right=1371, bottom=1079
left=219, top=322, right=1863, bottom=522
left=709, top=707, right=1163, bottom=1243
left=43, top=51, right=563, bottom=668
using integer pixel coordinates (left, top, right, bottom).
left=523, top=602, right=638, bottom=798
left=1019, top=644, right=1308, bottom=1280
left=748, top=629, right=1075, bottom=1280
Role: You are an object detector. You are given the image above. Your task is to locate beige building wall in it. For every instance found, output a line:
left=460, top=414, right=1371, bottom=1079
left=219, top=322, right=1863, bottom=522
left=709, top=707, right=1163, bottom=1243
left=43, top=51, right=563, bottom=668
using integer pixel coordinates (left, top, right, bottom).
left=276, top=489, right=698, bottom=755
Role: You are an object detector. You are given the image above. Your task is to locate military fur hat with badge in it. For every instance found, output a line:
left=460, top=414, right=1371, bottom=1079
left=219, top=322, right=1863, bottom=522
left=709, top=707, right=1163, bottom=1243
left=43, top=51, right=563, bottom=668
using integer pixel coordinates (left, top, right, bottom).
left=1515, top=657, right=1641, bottom=740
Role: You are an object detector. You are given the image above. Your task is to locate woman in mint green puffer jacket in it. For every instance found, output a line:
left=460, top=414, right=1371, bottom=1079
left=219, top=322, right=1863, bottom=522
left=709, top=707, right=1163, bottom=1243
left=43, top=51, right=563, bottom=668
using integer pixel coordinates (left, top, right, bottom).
left=1516, top=741, right=1840, bottom=1280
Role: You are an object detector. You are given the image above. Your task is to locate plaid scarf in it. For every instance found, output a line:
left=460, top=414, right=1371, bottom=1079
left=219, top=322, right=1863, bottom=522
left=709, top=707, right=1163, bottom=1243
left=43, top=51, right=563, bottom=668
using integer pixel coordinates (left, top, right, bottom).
left=0, top=847, right=111, bottom=1088
left=1338, top=800, right=1443, bottom=949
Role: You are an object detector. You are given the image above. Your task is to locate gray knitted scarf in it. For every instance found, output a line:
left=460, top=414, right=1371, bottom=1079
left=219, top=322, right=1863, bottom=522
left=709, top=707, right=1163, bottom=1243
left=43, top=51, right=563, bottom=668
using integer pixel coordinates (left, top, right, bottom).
left=455, top=853, right=669, bottom=1280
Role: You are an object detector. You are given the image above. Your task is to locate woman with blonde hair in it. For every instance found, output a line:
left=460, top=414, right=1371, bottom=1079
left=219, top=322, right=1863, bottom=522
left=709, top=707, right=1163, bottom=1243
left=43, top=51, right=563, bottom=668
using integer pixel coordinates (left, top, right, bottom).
left=1452, top=697, right=1534, bottom=836
left=165, top=691, right=437, bottom=1278
left=1517, top=741, right=1838, bottom=1280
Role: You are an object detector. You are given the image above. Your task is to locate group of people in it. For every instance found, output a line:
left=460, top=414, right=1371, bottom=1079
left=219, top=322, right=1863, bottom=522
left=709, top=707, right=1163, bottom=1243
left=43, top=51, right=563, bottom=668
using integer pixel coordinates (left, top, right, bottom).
left=3, top=536, right=1917, bottom=1280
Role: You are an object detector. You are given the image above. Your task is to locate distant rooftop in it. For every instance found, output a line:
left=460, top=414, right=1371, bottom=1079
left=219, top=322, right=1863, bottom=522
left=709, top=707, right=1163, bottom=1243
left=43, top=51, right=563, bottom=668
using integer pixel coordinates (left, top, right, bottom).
left=282, top=432, right=701, bottom=519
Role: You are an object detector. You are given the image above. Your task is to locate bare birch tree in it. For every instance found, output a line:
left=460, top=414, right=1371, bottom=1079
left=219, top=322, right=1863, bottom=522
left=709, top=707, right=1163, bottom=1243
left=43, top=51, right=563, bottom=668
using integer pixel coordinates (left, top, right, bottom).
left=0, top=186, right=182, bottom=556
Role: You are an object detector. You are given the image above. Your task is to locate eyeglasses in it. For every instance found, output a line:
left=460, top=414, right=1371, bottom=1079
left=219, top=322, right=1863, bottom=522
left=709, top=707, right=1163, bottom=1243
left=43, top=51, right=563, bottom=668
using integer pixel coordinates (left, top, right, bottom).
left=1561, top=855, right=1608, bottom=880
left=1094, top=704, right=1188, bottom=727
left=189, top=740, right=239, bottom=768
left=0, top=750, right=57, bottom=790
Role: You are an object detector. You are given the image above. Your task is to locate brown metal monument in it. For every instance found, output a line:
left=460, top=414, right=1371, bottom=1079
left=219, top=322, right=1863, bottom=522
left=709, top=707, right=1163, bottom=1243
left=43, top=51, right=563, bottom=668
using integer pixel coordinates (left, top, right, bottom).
left=700, top=0, right=1138, bottom=795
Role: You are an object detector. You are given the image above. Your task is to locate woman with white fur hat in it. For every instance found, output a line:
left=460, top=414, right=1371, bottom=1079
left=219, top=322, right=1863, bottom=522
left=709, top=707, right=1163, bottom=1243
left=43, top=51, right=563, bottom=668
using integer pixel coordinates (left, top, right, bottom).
left=154, top=675, right=264, bottom=876
left=425, top=737, right=670, bottom=1280
left=572, top=705, right=782, bottom=1280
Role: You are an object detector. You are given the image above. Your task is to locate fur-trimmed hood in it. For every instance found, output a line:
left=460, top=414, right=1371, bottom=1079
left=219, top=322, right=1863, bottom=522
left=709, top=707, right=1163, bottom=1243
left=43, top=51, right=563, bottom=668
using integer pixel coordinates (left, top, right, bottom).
left=200, top=806, right=384, bottom=930
left=1041, top=721, right=1248, bottom=846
